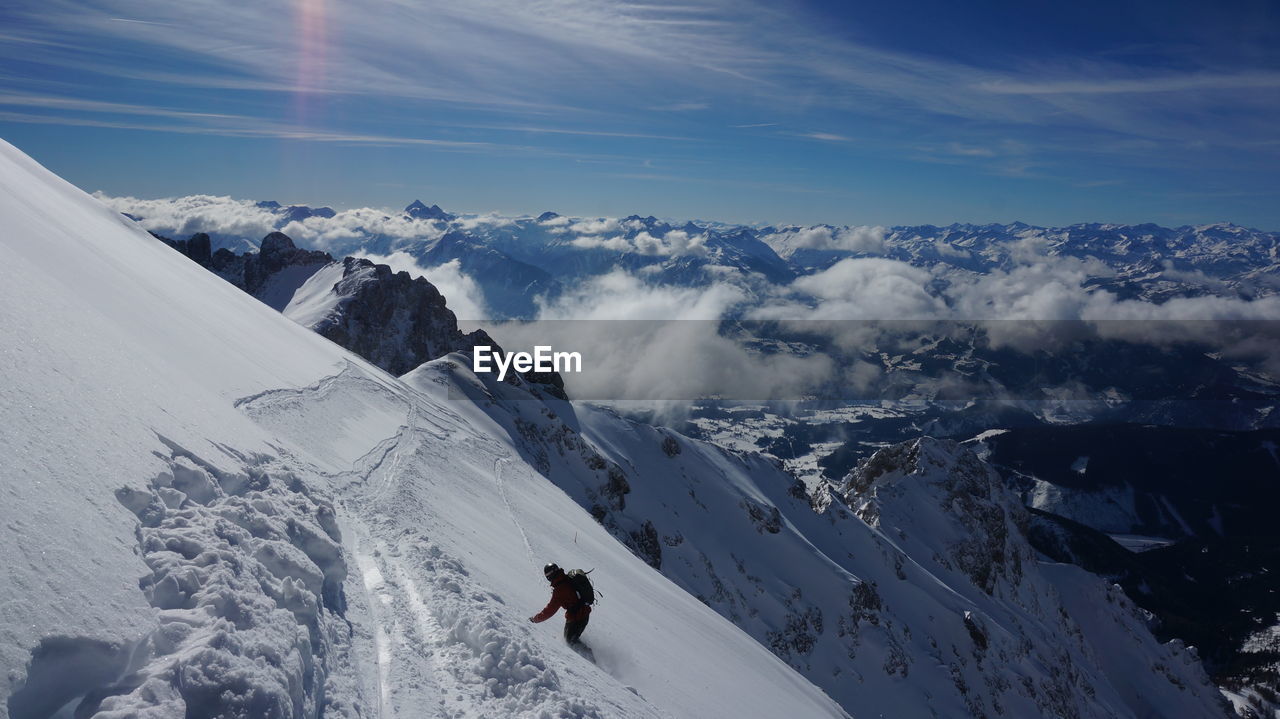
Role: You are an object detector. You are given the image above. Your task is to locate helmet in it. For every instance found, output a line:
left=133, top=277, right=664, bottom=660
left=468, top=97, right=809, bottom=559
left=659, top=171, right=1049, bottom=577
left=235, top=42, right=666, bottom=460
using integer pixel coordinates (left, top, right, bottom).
left=543, top=563, right=561, bottom=579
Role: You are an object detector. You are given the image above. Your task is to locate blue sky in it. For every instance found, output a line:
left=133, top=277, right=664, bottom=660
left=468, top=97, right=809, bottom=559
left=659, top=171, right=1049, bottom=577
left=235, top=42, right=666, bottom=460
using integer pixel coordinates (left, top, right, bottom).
left=1, top=0, right=1277, bottom=228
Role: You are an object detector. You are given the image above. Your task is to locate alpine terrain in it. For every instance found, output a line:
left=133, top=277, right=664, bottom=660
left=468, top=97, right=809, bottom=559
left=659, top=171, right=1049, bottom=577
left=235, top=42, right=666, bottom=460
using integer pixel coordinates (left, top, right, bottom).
left=0, top=137, right=1257, bottom=719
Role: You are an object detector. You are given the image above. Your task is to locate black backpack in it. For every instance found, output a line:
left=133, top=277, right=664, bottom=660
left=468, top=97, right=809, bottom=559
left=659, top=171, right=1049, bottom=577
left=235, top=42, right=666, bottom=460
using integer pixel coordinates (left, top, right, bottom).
left=566, top=569, right=596, bottom=608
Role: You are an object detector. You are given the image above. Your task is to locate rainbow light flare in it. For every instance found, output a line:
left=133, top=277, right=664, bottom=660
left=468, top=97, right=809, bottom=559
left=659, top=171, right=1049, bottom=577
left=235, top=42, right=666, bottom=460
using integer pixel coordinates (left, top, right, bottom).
left=293, top=0, right=328, bottom=123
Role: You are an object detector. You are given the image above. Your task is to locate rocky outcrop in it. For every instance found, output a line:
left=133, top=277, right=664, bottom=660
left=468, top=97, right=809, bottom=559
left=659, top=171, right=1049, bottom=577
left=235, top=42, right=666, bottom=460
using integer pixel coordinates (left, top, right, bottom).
left=842, top=438, right=1029, bottom=596
left=298, top=256, right=564, bottom=394
left=157, top=230, right=212, bottom=265
left=156, top=231, right=565, bottom=394
left=307, top=256, right=495, bottom=377
left=159, top=230, right=332, bottom=297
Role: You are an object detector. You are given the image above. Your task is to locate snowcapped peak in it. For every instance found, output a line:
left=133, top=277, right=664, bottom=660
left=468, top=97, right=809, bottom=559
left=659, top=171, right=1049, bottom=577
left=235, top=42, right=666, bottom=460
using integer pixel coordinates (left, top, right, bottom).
left=845, top=436, right=993, bottom=498
left=843, top=437, right=1030, bottom=596
left=622, top=213, right=660, bottom=226
left=1192, top=221, right=1249, bottom=234
left=405, top=199, right=453, bottom=221
left=281, top=204, right=336, bottom=223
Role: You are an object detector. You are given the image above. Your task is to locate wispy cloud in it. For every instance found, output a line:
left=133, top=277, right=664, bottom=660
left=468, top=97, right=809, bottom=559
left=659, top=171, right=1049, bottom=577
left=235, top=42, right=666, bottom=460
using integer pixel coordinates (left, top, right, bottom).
left=1075, top=179, right=1125, bottom=188
left=655, top=102, right=710, bottom=111
left=0, top=92, right=684, bottom=162
left=7, top=0, right=1278, bottom=157
left=107, top=17, right=175, bottom=27
left=797, top=131, right=852, bottom=142
left=605, top=171, right=841, bottom=196
left=3, top=0, right=1278, bottom=224
left=0, top=92, right=242, bottom=121
left=0, top=108, right=498, bottom=151
left=978, top=72, right=1280, bottom=96
left=945, top=143, right=996, bottom=157
left=466, top=124, right=696, bottom=141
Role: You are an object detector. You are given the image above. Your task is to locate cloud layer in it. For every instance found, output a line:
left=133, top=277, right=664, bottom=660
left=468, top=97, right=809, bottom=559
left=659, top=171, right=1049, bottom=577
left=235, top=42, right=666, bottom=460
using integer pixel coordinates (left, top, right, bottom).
left=95, top=193, right=280, bottom=242
left=762, top=225, right=888, bottom=257
left=97, top=192, right=1280, bottom=400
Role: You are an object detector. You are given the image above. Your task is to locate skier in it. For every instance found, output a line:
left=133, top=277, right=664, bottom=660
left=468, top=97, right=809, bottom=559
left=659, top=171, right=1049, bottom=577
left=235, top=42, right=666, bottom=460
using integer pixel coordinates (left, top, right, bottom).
left=529, top=562, right=592, bottom=646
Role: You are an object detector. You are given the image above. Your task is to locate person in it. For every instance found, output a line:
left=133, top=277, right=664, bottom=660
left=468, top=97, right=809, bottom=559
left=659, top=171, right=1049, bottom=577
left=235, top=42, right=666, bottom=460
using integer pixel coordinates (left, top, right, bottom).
left=528, top=562, right=591, bottom=645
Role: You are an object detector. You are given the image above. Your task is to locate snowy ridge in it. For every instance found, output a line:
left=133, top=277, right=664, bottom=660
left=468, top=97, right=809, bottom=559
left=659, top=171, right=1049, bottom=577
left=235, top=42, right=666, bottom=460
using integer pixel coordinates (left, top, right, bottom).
left=238, top=361, right=849, bottom=718
left=841, top=439, right=1227, bottom=716
left=0, top=139, right=846, bottom=718
left=161, top=230, right=521, bottom=383
left=283, top=261, right=356, bottom=329
left=427, top=356, right=1232, bottom=717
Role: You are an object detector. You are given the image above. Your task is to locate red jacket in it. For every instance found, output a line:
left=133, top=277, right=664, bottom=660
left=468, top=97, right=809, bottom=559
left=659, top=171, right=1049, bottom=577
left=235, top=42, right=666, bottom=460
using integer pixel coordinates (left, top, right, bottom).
left=532, top=575, right=591, bottom=623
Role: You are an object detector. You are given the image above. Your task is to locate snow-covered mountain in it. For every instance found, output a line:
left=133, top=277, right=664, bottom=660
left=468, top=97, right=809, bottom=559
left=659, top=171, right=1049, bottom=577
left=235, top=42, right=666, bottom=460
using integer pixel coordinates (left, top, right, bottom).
left=390, top=230, right=562, bottom=319
left=139, top=183, right=1274, bottom=714
left=440, top=367, right=1230, bottom=717
left=763, top=221, right=1280, bottom=302
left=680, top=398, right=1280, bottom=710
left=0, top=139, right=848, bottom=718
left=5, top=139, right=1261, bottom=718
left=404, top=199, right=454, bottom=222
left=101, top=194, right=1280, bottom=322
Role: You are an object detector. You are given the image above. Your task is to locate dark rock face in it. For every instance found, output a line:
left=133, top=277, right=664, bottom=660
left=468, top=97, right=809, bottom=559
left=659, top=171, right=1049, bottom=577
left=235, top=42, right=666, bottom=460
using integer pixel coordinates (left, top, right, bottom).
left=259, top=231, right=296, bottom=256
left=157, top=231, right=213, bottom=266
left=627, top=520, right=662, bottom=569
left=741, top=498, right=782, bottom=534
left=996, top=425, right=1280, bottom=695
left=310, top=257, right=498, bottom=377
left=161, top=230, right=332, bottom=296
left=154, top=230, right=564, bottom=394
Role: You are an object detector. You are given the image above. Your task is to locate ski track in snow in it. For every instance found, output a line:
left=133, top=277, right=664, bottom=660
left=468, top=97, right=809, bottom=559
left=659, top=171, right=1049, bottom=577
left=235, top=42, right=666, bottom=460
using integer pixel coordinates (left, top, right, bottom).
left=231, top=361, right=361, bottom=409
left=241, top=372, right=616, bottom=719
left=496, top=456, right=538, bottom=568
left=342, top=501, right=609, bottom=719
left=352, top=538, right=394, bottom=718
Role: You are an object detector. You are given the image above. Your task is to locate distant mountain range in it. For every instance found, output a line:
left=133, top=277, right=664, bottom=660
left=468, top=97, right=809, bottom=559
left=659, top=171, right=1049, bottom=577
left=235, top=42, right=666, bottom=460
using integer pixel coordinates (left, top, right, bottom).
left=104, top=197, right=1280, bottom=320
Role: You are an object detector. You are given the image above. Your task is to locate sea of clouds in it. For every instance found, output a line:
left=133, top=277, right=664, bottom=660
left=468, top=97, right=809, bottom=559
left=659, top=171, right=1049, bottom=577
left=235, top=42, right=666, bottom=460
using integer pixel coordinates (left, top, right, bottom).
left=99, top=193, right=1280, bottom=404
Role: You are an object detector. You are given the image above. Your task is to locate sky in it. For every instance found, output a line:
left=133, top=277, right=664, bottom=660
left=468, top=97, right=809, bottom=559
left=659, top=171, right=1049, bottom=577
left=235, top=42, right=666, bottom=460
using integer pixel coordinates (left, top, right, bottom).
left=1, top=0, right=1278, bottom=229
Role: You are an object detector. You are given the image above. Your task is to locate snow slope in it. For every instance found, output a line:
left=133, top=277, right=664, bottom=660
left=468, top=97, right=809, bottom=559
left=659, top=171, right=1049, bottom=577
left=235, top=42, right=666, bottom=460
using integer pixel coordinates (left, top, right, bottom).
left=423, top=361, right=1232, bottom=718
left=0, top=138, right=362, bottom=717
left=0, top=138, right=846, bottom=717
left=282, top=260, right=350, bottom=328
left=242, top=364, right=845, bottom=718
